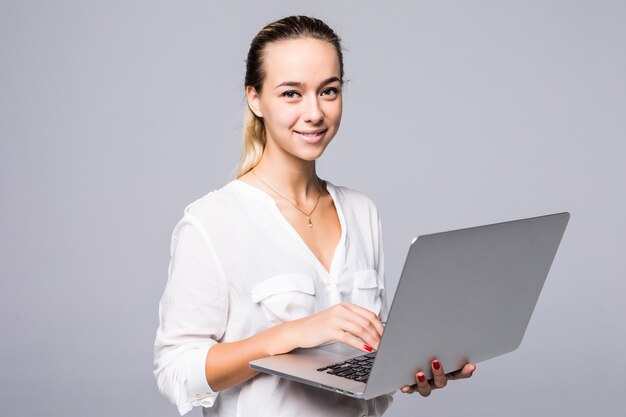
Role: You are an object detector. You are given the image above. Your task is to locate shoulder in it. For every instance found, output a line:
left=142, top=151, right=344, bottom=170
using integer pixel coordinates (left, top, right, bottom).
left=326, top=181, right=380, bottom=217
left=176, top=180, right=254, bottom=238
left=183, top=180, right=244, bottom=218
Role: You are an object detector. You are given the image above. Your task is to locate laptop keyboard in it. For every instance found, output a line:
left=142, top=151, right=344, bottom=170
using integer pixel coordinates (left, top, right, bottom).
left=316, top=352, right=376, bottom=383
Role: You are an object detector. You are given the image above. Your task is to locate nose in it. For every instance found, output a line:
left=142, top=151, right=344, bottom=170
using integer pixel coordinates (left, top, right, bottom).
left=303, top=95, right=324, bottom=124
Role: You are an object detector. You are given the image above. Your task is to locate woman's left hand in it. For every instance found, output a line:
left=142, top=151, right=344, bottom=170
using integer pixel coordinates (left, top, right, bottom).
left=400, top=360, right=476, bottom=397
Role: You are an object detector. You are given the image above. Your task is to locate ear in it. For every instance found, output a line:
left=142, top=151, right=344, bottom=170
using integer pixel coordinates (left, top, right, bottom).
left=246, top=86, right=263, bottom=118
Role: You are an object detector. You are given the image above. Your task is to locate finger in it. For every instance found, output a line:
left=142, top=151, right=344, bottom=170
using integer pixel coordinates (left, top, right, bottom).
left=447, top=363, right=476, bottom=380
left=340, top=302, right=385, bottom=337
left=415, top=371, right=432, bottom=397
left=333, top=317, right=381, bottom=350
left=431, top=359, right=447, bottom=389
left=334, top=327, right=376, bottom=353
left=401, top=385, right=416, bottom=394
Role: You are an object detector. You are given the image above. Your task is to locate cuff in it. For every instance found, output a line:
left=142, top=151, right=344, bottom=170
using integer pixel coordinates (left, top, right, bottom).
left=185, top=344, right=219, bottom=407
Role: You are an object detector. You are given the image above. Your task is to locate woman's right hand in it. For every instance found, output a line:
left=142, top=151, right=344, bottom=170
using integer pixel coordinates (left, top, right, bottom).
left=284, top=301, right=384, bottom=353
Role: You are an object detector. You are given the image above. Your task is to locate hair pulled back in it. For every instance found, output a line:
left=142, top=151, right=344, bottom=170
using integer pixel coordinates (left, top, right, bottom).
left=237, top=16, right=344, bottom=177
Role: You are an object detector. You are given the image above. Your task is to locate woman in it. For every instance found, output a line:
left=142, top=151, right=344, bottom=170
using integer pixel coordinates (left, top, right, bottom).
left=154, top=16, right=475, bottom=417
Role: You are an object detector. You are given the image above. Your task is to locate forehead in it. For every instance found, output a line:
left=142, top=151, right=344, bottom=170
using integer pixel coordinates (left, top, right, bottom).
left=262, top=38, right=341, bottom=85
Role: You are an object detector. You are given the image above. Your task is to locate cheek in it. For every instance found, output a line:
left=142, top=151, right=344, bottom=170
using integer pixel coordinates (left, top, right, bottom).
left=282, top=109, right=302, bottom=129
left=324, top=101, right=343, bottom=126
left=266, top=104, right=300, bottom=131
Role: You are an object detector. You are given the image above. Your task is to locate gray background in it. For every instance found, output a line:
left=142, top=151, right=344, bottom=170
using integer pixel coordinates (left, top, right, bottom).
left=1, top=1, right=624, bottom=416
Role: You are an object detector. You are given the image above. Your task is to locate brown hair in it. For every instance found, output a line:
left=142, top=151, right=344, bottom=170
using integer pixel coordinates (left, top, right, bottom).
left=236, top=16, right=344, bottom=177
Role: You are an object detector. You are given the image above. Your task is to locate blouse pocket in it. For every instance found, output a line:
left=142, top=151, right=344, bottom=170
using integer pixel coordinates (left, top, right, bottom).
left=251, top=274, right=316, bottom=326
left=350, top=269, right=384, bottom=316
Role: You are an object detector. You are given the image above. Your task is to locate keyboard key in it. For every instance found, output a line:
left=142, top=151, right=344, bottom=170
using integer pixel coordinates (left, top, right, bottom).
left=327, top=366, right=352, bottom=375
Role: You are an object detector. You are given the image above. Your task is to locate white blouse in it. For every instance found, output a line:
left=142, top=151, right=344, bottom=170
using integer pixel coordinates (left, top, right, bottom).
left=154, top=179, right=393, bottom=417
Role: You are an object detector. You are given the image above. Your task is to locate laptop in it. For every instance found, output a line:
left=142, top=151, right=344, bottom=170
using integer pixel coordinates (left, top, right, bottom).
left=250, top=212, right=570, bottom=399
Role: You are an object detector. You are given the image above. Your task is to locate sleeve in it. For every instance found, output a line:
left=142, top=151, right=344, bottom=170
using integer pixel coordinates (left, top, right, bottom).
left=154, top=214, right=229, bottom=415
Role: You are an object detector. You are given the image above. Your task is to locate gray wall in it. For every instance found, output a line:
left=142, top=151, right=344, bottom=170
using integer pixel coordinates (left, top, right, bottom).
left=1, top=1, right=624, bottom=416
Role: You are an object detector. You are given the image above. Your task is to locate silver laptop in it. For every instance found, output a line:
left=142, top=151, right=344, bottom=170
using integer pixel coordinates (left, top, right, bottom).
left=250, top=212, right=570, bottom=399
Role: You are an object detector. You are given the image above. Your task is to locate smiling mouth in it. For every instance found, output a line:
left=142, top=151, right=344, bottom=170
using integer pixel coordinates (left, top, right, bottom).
left=294, top=129, right=327, bottom=143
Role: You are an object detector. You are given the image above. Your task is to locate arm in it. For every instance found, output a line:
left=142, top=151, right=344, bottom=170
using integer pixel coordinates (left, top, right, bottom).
left=203, top=320, right=291, bottom=392
left=205, top=301, right=384, bottom=391
left=154, top=217, right=229, bottom=414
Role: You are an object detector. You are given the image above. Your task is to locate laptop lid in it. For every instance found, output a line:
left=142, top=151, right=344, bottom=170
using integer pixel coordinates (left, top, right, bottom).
left=363, top=212, right=569, bottom=399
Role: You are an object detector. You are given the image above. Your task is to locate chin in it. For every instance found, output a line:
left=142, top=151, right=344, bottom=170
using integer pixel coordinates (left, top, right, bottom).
left=296, top=145, right=330, bottom=162
left=294, top=153, right=324, bottom=162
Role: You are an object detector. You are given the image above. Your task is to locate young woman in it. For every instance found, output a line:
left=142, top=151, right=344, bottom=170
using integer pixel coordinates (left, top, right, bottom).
left=154, top=16, right=475, bottom=417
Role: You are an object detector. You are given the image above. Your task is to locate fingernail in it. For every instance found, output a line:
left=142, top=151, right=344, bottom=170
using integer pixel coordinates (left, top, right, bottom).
left=417, top=373, right=426, bottom=383
left=364, top=344, right=373, bottom=352
left=433, top=360, right=441, bottom=371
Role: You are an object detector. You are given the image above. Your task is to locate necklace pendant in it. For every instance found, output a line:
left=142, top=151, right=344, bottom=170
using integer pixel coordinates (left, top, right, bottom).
left=251, top=170, right=322, bottom=230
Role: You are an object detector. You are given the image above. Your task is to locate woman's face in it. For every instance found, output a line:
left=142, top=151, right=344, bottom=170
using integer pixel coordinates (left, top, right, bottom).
left=247, top=38, right=343, bottom=163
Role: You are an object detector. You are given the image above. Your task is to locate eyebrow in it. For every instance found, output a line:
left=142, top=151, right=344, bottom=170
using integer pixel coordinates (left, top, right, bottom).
left=274, top=76, right=342, bottom=89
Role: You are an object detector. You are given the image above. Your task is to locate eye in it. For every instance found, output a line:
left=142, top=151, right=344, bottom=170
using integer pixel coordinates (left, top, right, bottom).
left=281, top=90, right=301, bottom=99
left=321, top=87, right=341, bottom=97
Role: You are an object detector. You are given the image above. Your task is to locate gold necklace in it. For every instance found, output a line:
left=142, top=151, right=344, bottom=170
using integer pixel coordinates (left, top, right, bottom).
left=252, top=170, right=322, bottom=228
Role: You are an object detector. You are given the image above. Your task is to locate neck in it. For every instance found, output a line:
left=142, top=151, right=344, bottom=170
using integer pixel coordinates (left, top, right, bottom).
left=252, top=150, right=320, bottom=201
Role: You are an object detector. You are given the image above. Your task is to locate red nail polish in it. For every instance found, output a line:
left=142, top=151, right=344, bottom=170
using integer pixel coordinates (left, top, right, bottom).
left=433, top=360, right=441, bottom=371
left=364, top=344, right=373, bottom=352
left=417, top=373, right=426, bottom=383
